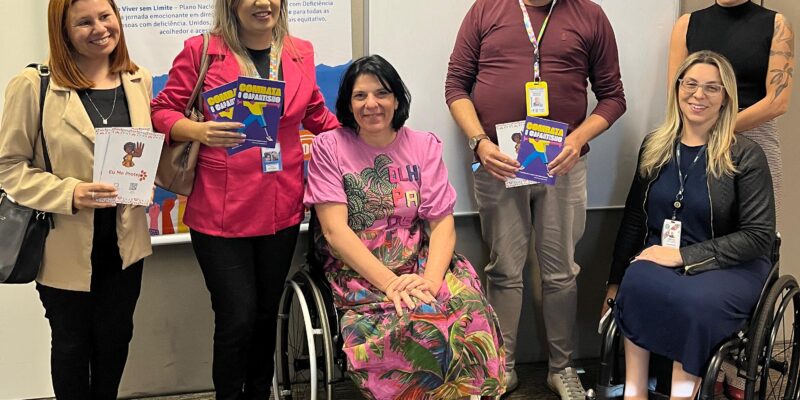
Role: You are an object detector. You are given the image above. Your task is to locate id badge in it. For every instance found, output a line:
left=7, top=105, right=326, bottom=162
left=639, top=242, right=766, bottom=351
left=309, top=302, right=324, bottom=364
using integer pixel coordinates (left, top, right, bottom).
left=525, top=81, right=549, bottom=117
left=261, top=143, right=283, bottom=173
left=661, top=219, right=682, bottom=249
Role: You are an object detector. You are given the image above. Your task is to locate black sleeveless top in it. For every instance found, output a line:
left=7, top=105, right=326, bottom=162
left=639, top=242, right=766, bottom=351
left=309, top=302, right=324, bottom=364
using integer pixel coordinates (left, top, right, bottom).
left=686, top=1, right=776, bottom=108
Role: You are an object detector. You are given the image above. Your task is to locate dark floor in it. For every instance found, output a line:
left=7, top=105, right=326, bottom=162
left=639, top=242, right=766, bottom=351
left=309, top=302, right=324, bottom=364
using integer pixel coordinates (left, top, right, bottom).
left=133, top=358, right=728, bottom=400
left=129, top=361, right=596, bottom=399
left=33, top=357, right=743, bottom=400
left=329, top=359, right=600, bottom=400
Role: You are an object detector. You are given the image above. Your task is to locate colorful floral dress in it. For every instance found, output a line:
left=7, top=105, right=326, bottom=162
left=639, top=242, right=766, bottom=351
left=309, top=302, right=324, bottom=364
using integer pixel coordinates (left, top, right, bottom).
left=304, top=127, right=505, bottom=400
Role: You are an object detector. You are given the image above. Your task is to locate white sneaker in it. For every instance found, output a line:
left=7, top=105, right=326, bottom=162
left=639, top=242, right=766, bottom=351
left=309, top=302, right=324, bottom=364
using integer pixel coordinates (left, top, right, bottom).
left=547, top=367, right=586, bottom=400
left=504, top=368, right=519, bottom=394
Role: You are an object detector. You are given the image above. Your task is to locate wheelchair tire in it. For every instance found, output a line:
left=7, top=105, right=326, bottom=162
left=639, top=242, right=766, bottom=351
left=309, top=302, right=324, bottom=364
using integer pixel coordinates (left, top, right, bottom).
left=595, top=317, right=625, bottom=399
left=298, top=270, right=340, bottom=400
left=744, top=274, right=800, bottom=399
left=276, top=273, right=332, bottom=400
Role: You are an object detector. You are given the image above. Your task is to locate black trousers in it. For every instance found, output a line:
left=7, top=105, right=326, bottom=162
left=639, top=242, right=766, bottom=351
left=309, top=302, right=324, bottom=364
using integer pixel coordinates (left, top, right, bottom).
left=37, top=207, right=143, bottom=400
left=190, top=224, right=300, bottom=400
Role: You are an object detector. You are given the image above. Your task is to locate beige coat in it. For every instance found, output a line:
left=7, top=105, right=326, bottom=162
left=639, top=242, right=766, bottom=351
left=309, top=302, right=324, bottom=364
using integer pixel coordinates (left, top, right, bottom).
left=0, top=66, right=153, bottom=291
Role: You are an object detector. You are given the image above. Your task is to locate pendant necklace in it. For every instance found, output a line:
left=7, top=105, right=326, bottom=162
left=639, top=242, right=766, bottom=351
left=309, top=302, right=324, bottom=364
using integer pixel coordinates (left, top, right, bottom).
left=83, top=85, right=118, bottom=125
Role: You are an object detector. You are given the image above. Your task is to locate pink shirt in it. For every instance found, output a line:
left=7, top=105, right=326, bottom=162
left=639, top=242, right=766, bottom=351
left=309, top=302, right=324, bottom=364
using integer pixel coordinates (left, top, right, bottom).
left=151, top=34, right=339, bottom=237
left=304, top=127, right=456, bottom=226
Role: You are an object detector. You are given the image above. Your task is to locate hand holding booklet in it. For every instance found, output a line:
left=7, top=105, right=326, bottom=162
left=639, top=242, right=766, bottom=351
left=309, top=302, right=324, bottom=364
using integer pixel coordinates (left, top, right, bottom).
left=203, top=76, right=285, bottom=156
left=93, top=127, right=164, bottom=206
left=496, top=120, right=536, bottom=188
left=515, top=116, right=567, bottom=185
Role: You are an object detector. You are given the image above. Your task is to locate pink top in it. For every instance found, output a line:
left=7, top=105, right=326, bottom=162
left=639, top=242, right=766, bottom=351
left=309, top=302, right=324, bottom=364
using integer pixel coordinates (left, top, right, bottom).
left=151, top=34, right=339, bottom=237
left=304, top=127, right=456, bottom=226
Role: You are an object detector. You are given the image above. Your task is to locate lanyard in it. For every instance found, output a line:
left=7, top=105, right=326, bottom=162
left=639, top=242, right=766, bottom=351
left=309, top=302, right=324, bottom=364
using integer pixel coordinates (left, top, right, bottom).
left=518, top=0, right=557, bottom=82
left=672, top=142, right=707, bottom=219
left=268, top=43, right=280, bottom=81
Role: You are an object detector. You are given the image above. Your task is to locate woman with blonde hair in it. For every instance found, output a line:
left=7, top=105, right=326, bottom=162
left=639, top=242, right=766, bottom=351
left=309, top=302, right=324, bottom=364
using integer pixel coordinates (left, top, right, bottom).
left=603, top=51, right=775, bottom=399
left=0, top=0, right=152, bottom=398
left=668, top=1, right=793, bottom=220
left=151, top=0, right=338, bottom=398
left=668, top=5, right=793, bottom=394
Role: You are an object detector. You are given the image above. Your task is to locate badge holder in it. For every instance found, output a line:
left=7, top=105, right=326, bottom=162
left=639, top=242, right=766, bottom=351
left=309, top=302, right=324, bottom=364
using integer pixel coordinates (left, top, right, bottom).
left=526, top=80, right=549, bottom=117
left=661, top=219, right=682, bottom=249
left=261, top=143, right=283, bottom=173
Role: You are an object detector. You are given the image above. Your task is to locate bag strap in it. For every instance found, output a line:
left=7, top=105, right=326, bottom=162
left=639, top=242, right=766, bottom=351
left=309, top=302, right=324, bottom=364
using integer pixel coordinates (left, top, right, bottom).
left=25, top=63, right=54, bottom=228
left=185, top=32, right=211, bottom=118
left=25, top=64, right=52, bottom=174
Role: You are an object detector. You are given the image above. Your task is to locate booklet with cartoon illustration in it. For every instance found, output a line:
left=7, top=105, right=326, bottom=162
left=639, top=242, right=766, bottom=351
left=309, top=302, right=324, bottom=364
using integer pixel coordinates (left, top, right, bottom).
left=515, top=116, right=567, bottom=185
left=203, top=80, right=238, bottom=122
left=93, top=127, right=164, bottom=206
left=228, top=76, right=285, bottom=156
left=496, top=120, right=537, bottom=188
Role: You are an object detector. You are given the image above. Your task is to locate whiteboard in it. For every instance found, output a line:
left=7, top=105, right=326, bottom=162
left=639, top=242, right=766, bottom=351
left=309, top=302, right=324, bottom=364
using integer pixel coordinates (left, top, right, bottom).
left=368, top=0, right=680, bottom=211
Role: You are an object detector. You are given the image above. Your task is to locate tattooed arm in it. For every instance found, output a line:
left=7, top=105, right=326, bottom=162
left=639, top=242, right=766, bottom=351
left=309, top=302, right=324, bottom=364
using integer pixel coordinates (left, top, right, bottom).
left=736, top=14, right=794, bottom=132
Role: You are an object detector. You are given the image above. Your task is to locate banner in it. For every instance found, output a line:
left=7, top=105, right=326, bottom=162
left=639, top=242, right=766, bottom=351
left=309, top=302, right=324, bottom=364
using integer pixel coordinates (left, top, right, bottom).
left=117, top=0, right=352, bottom=239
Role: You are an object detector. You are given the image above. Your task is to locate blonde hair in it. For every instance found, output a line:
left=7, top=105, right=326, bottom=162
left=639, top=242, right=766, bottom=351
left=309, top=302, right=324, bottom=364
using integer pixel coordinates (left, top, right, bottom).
left=47, top=0, right=138, bottom=89
left=211, top=0, right=291, bottom=77
left=639, top=50, right=739, bottom=179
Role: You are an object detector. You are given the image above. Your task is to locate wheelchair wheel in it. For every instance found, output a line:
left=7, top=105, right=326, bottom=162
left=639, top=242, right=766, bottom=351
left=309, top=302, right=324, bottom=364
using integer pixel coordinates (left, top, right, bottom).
left=276, top=273, right=332, bottom=400
left=745, top=275, right=800, bottom=399
left=595, top=316, right=626, bottom=399
left=300, top=269, right=341, bottom=400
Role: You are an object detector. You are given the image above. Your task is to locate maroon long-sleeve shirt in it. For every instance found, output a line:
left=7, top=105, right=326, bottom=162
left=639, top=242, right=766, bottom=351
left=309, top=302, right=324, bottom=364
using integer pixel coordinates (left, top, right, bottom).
left=446, top=0, right=626, bottom=145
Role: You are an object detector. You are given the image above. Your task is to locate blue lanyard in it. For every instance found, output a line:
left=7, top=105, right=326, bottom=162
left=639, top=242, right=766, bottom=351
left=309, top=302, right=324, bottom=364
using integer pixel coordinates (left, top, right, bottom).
left=673, top=142, right=707, bottom=219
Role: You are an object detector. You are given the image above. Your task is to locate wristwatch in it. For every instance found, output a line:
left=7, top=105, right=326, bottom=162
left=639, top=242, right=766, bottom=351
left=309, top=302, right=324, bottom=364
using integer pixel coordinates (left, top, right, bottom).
left=468, top=134, right=489, bottom=151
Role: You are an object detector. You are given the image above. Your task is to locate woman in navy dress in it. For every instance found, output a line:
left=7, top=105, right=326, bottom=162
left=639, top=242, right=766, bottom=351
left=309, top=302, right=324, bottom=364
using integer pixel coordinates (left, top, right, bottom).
left=604, top=51, right=775, bottom=399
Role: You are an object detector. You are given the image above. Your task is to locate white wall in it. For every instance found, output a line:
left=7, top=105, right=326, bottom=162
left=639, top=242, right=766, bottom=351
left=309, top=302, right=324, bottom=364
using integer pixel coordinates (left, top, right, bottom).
left=0, top=2, right=48, bottom=110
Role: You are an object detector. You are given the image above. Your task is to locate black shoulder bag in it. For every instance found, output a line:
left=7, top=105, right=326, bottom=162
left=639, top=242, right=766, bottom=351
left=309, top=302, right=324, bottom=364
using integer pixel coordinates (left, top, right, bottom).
left=0, top=64, right=54, bottom=284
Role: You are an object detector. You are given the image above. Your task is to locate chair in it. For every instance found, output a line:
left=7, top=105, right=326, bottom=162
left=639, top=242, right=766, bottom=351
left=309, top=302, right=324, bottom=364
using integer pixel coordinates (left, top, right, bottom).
left=593, top=235, right=800, bottom=399
left=273, top=213, right=349, bottom=400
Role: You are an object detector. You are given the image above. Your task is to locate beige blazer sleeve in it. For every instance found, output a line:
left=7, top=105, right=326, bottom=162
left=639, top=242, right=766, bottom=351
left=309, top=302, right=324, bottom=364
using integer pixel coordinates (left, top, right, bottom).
left=0, top=68, right=81, bottom=215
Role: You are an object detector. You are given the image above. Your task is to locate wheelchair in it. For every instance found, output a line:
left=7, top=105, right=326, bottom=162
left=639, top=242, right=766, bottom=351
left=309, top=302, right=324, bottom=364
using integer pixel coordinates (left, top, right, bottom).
left=273, top=216, right=350, bottom=400
left=272, top=217, right=506, bottom=400
left=593, top=236, right=800, bottom=399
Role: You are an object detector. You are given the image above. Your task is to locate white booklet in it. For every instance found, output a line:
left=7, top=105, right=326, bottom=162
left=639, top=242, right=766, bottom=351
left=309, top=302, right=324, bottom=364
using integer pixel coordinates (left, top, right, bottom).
left=93, top=127, right=164, bottom=206
left=495, top=120, right=537, bottom=188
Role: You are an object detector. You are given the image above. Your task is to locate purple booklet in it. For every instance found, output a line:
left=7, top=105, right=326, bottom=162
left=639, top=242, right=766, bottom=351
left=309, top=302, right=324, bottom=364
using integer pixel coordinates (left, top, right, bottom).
left=515, top=116, right=567, bottom=185
left=229, top=76, right=285, bottom=156
left=202, top=81, right=238, bottom=122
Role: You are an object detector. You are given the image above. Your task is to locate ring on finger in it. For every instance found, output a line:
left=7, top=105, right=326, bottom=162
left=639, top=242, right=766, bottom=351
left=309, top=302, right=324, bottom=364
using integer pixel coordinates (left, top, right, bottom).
left=90, top=191, right=95, bottom=200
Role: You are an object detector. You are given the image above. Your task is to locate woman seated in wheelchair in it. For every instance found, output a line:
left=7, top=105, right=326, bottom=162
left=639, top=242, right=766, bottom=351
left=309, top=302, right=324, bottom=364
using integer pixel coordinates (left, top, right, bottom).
left=601, top=50, right=776, bottom=399
left=303, top=55, right=506, bottom=400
